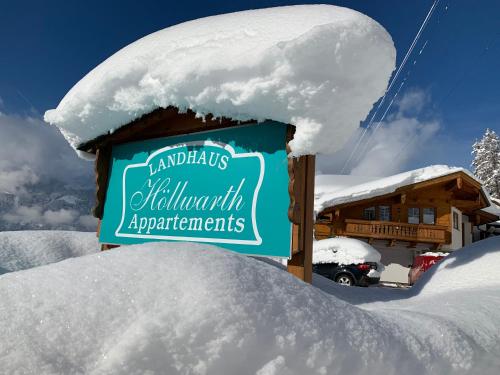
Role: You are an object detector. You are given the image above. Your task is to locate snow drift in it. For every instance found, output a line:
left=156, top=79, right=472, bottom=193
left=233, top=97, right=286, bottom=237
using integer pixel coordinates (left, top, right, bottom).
left=0, top=230, right=98, bottom=274
left=44, top=5, right=395, bottom=156
left=413, top=236, right=500, bottom=295
left=2, top=237, right=500, bottom=374
left=0, top=243, right=409, bottom=375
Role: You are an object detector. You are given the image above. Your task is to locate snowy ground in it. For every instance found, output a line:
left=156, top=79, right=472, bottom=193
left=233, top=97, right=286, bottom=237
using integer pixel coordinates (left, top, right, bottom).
left=0, top=230, right=98, bottom=274
left=0, top=232, right=499, bottom=374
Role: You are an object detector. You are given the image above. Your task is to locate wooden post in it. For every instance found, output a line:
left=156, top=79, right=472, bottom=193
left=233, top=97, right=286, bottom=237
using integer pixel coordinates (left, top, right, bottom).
left=93, top=146, right=118, bottom=251
left=287, top=154, right=315, bottom=283
left=92, top=146, right=112, bottom=220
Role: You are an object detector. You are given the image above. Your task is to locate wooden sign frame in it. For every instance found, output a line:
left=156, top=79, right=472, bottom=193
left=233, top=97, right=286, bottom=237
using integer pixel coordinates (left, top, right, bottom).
left=83, top=106, right=314, bottom=283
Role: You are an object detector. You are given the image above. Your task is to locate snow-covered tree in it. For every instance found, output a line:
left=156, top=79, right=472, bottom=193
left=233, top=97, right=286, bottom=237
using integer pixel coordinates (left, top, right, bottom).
left=472, top=128, right=500, bottom=199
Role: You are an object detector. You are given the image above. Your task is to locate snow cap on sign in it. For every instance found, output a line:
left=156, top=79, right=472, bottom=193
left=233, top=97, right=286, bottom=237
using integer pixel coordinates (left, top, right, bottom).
left=44, top=5, right=396, bottom=156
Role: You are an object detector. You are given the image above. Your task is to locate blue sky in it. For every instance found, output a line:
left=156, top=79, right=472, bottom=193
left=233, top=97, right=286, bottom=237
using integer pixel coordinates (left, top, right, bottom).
left=0, top=0, right=498, bottom=175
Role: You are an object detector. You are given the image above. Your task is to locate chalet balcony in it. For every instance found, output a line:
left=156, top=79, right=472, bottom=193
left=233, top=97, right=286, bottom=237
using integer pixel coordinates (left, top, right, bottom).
left=336, top=219, right=450, bottom=244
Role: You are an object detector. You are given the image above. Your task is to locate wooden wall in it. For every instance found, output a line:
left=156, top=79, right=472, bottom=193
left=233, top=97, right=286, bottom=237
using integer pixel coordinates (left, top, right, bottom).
left=315, top=183, right=460, bottom=241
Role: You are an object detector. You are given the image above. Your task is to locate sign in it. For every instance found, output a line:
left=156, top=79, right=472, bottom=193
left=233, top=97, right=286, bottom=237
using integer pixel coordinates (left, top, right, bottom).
left=99, top=122, right=292, bottom=258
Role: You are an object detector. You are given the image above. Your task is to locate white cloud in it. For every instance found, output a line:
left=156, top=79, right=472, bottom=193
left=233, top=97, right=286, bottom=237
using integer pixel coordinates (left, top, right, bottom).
left=350, top=117, right=439, bottom=176
left=0, top=113, right=92, bottom=189
left=0, top=166, right=39, bottom=194
left=42, top=209, right=79, bottom=225
left=2, top=204, right=85, bottom=228
left=317, top=88, right=442, bottom=177
left=2, top=205, right=44, bottom=225
left=78, top=215, right=98, bottom=231
left=396, top=88, right=428, bottom=115
left=0, top=113, right=95, bottom=229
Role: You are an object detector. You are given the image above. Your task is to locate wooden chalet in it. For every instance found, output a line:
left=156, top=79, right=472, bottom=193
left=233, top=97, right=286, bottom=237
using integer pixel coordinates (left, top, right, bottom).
left=314, top=167, right=500, bottom=283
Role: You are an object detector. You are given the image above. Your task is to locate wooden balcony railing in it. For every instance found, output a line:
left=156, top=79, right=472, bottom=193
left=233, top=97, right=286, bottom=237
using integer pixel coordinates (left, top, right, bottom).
left=338, top=219, right=449, bottom=244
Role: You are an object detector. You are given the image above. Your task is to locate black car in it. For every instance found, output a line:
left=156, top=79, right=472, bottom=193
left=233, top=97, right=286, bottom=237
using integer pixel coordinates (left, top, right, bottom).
left=313, top=262, right=380, bottom=287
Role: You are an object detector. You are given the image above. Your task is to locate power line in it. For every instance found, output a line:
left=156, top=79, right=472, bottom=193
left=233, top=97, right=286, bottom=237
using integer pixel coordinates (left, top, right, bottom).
left=354, top=80, right=406, bottom=161
left=340, top=0, right=441, bottom=173
left=386, top=33, right=499, bottom=171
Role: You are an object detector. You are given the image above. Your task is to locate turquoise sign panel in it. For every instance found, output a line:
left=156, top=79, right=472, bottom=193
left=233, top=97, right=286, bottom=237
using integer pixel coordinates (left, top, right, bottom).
left=99, top=122, right=292, bottom=258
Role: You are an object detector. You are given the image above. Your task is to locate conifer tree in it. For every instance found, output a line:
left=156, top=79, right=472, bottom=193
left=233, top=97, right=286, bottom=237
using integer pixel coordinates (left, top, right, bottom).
left=471, top=128, right=500, bottom=199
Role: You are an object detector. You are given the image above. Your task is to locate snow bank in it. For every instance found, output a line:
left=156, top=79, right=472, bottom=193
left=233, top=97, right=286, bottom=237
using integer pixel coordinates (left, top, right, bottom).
left=313, top=237, right=381, bottom=265
left=44, top=5, right=395, bottom=156
left=0, top=230, right=98, bottom=274
left=1, top=238, right=500, bottom=373
left=414, top=236, right=500, bottom=295
left=316, top=165, right=481, bottom=212
left=361, top=237, right=500, bottom=369
left=0, top=242, right=412, bottom=375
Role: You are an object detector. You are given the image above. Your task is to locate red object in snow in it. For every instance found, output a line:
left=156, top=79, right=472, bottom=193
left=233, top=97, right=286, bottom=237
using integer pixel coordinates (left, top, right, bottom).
left=408, top=254, right=445, bottom=285
left=356, top=263, right=372, bottom=271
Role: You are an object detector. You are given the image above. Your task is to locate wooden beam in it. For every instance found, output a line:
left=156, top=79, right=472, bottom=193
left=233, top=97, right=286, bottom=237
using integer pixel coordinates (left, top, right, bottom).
left=92, top=146, right=112, bottom=219
left=474, top=210, right=500, bottom=225
left=450, top=199, right=481, bottom=208
left=101, top=244, right=119, bottom=251
left=288, top=154, right=315, bottom=283
left=78, top=106, right=255, bottom=153
left=445, top=180, right=457, bottom=191
left=475, top=214, right=481, bottom=226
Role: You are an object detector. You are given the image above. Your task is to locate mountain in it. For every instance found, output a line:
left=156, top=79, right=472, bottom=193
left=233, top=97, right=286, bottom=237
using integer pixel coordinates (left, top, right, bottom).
left=0, top=179, right=96, bottom=231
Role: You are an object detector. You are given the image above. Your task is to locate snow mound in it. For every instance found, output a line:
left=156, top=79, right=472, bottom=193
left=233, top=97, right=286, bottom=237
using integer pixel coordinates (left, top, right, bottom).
left=0, top=230, right=98, bottom=274
left=0, top=242, right=409, bottom=374
left=414, top=236, right=500, bottom=295
left=313, top=237, right=381, bottom=265
left=1, top=240, right=500, bottom=373
left=44, top=5, right=395, bottom=156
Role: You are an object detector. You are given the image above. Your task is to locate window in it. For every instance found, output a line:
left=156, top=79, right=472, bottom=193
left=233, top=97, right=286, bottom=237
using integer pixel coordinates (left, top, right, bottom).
left=363, top=207, right=376, bottom=220
left=453, top=211, right=459, bottom=230
left=379, top=206, right=391, bottom=221
left=317, top=213, right=331, bottom=223
left=408, top=208, right=420, bottom=224
left=423, top=208, right=435, bottom=225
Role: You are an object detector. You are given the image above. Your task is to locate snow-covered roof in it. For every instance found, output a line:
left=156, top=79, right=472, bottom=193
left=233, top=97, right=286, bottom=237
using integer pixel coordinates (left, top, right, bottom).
left=313, top=237, right=381, bottom=265
left=315, top=165, right=491, bottom=213
left=315, top=174, right=378, bottom=197
left=44, top=5, right=395, bottom=156
left=482, top=197, right=500, bottom=218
